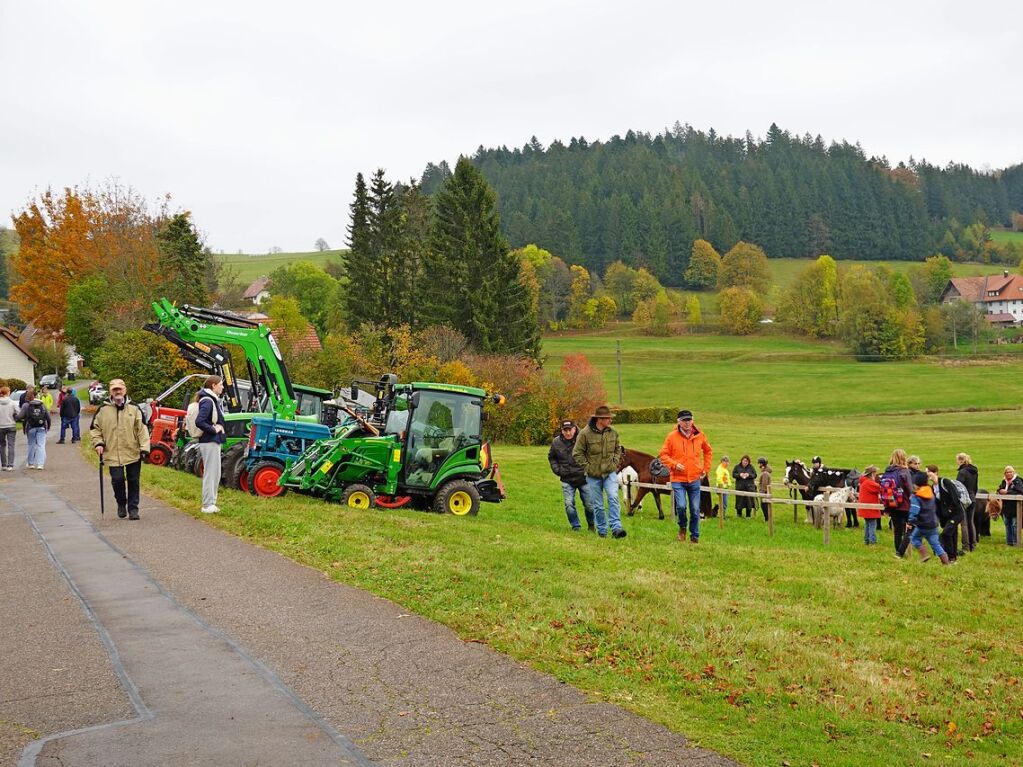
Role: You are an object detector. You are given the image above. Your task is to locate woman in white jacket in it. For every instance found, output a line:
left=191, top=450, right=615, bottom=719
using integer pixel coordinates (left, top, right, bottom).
left=0, top=386, right=20, bottom=470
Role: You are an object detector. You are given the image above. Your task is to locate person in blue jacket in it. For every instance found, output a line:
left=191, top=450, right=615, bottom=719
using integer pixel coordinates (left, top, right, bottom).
left=907, top=474, right=950, bottom=565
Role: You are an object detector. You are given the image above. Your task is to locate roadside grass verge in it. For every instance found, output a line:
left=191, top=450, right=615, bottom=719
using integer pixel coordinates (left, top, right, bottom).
left=128, top=407, right=1023, bottom=767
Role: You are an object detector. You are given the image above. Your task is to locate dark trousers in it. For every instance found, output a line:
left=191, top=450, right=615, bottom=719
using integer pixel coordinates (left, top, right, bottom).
left=59, top=416, right=81, bottom=442
left=109, top=460, right=142, bottom=513
left=761, top=502, right=771, bottom=522
left=961, top=506, right=977, bottom=551
left=845, top=508, right=859, bottom=527
left=940, top=520, right=960, bottom=560
left=890, top=510, right=909, bottom=555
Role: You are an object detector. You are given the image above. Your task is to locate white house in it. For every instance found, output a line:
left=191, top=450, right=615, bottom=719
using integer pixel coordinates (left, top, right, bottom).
left=243, top=276, right=271, bottom=305
left=940, top=271, right=1023, bottom=326
left=0, top=326, right=37, bottom=383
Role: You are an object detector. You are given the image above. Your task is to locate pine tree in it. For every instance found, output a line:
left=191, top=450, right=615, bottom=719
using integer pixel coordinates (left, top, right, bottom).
left=345, top=173, right=374, bottom=327
left=156, top=212, right=210, bottom=305
left=425, top=158, right=539, bottom=356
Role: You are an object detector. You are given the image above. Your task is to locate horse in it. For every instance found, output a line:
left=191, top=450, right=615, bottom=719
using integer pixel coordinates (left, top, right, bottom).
left=811, top=486, right=857, bottom=528
left=784, top=459, right=812, bottom=501
left=618, top=448, right=671, bottom=519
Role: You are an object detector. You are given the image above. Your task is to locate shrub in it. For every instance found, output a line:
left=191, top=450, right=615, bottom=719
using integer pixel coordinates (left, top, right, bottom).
left=1, top=378, right=28, bottom=391
left=610, top=407, right=676, bottom=424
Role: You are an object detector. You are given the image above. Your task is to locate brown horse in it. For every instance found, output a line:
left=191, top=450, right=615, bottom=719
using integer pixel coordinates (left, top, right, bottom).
left=618, top=448, right=672, bottom=519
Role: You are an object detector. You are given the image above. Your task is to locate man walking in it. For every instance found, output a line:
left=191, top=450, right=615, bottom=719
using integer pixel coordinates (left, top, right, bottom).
left=548, top=420, right=595, bottom=532
left=659, top=409, right=713, bottom=543
left=58, top=386, right=82, bottom=443
left=90, top=379, right=150, bottom=520
left=573, top=405, right=626, bottom=539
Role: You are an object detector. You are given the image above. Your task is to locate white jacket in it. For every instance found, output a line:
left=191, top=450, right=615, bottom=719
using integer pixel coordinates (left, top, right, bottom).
left=0, top=396, right=19, bottom=429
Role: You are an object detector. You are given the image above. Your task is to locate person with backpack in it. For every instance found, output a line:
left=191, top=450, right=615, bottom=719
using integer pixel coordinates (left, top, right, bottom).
left=16, top=391, right=51, bottom=469
left=955, top=452, right=979, bottom=552
left=882, top=449, right=914, bottom=558
left=907, top=473, right=951, bottom=565
left=193, top=375, right=227, bottom=514
left=57, top=386, right=82, bottom=443
left=0, top=386, right=20, bottom=471
left=995, top=465, right=1023, bottom=547
left=929, top=464, right=966, bottom=563
left=858, top=466, right=882, bottom=545
left=90, top=379, right=150, bottom=520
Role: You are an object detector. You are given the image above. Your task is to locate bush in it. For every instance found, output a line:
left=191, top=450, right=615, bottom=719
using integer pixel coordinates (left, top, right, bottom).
left=91, top=330, right=192, bottom=400
left=610, top=407, right=676, bottom=424
left=1, top=377, right=28, bottom=391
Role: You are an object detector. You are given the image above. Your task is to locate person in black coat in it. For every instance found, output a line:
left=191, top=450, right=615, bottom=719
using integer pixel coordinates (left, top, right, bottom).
left=548, top=420, right=595, bottom=532
left=57, top=386, right=82, bottom=444
left=956, top=452, right=980, bottom=549
left=732, top=454, right=757, bottom=518
left=929, top=464, right=965, bottom=562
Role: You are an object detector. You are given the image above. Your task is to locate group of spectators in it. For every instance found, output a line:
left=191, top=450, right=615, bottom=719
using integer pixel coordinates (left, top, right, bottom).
left=0, top=384, right=81, bottom=471
left=549, top=408, right=1020, bottom=560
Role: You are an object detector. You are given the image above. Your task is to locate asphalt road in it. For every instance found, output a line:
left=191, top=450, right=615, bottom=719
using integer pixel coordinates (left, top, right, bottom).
left=0, top=425, right=739, bottom=767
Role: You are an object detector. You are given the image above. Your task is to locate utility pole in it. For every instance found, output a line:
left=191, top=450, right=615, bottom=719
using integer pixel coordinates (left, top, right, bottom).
left=616, top=340, right=623, bottom=404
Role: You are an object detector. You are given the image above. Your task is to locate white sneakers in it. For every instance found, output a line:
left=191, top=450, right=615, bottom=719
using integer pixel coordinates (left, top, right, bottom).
left=200, top=505, right=221, bottom=514
left=2, top=466, right=13, bottom=472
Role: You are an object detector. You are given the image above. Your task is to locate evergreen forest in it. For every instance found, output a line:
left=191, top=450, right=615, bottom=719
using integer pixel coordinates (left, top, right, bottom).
left=421, top=123, right=1023, bottom=286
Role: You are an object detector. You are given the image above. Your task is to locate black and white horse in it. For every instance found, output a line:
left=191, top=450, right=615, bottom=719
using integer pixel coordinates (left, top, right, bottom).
left=784, top=460, right=812, bottom=500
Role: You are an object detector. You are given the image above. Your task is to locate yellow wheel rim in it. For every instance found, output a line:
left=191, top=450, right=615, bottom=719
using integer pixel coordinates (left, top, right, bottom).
left=347, top=491, right=371, bottom=509
left=448, top=490, right=473, bottom=516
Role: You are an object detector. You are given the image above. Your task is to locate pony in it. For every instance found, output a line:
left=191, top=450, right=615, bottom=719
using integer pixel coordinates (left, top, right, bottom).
left=811, top=485, right=856, bottom=528
left=784, top=459, right=812, bottom=501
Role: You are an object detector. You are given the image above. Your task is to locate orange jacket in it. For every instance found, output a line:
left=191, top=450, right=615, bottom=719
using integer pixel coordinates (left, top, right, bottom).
left=658, top=426, right=713, bottom=483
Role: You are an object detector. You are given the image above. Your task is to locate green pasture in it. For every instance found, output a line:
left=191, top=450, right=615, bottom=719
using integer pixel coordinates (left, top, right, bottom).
left=133, top=403, right=1023, bottom=767
left=543, top=331, right=1023, bottom=412
left=989, top=230, right=1023, bottom=244
left=214, top=249, right=346, bottom=283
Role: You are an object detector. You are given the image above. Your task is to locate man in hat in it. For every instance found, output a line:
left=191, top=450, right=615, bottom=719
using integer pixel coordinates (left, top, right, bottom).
left=573, top=405, right=626, bottom=538
left=90, top=378, right=150, bottom=520
left=659, top=409, right=713, bottom=543
left=548, top=420, right=595, bottom=532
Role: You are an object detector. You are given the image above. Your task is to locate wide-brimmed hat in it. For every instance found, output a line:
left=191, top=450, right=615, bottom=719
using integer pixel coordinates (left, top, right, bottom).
left=591, top=405, right=614, bottom=419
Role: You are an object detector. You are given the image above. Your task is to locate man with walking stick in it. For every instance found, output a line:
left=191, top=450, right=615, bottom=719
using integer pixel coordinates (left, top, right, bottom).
left=90, top=379, right=150, bottom=520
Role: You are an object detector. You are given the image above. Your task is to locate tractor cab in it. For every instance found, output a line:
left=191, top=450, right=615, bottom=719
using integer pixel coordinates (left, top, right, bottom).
left=401, top=385, right=484, bottom=490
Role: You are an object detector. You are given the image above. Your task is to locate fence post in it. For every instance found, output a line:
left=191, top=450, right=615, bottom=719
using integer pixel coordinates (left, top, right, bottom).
left=1018, top=504, right=1022, bottom=547
left=768, top=498, right=774, bottom=537
left=822, top=501, right=830, bottom=545
left=719, top=490, right=724, bottom=529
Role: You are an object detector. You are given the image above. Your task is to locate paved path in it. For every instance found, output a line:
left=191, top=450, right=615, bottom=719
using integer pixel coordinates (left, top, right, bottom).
left=0, top=428, right=738, bottom=767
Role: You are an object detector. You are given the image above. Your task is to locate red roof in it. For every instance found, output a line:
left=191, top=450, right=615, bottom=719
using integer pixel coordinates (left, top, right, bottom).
left=944, top=274, right=1023, bottom=303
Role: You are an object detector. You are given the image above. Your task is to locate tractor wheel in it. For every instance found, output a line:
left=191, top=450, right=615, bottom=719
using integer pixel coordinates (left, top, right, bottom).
left=433, top=480, right=480, bottom=516
left=237, top=469, right=250, bottom=494
left=148, top=445, right=172, bottom=467
left=221, top=443, right=247, bottom=489
left=340, top=484, right=376, bottom=509
left=249, top=461, right=287, bottom=498
left=192, top=457, right=205, bottom=478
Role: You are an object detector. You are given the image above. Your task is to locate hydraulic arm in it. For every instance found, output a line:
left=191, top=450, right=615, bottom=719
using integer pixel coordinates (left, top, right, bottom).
left=146, top=298, right=299, bottom=420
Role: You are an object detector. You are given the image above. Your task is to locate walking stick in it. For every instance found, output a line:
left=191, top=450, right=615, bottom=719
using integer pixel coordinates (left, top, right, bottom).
left=99, top=454, right=105, bottom=517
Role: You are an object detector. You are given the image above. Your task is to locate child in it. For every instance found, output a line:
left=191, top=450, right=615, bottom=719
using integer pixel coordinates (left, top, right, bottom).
left=907, top=474, right=950, bottom=564
left=858, top=465, right=882, bottom=545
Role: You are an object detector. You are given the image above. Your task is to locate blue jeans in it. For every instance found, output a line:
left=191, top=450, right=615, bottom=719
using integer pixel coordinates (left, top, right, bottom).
left=560, top=481, right=594, bottom=530
left=27, top=427, right=47, bottom=467
left=863, top=518, right=878, bottom=544
left=586, top=474, right=621, bottom=535
left=60, top=416, right=81, bottom=442
left=1004, top=513, right=1019, bottom=546
left=910, top=526, right=946, bottom=557
left=673, top=480, right=702, bottom=541
left=718, top=491, right=729, bottom=514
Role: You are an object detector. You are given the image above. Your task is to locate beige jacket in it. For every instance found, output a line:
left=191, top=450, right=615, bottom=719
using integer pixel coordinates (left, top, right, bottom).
left=90, top=399, right=150, bottom=467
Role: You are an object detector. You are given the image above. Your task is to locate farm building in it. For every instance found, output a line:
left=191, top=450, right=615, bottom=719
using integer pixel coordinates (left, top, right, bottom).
left=940, top=271, right=1023, bottom=326
left=0, top=326, right=38, bottom=382
left=243, top=276, right=271, bottom=305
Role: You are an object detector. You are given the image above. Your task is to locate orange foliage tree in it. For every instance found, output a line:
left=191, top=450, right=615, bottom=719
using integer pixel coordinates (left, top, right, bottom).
left=10, top=184, right=167, bottom=335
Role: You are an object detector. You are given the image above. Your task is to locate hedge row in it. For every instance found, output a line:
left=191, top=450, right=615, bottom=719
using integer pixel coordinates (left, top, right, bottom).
left=611, top=406, right=677, bottom=424
left=0, top=378, right=29, bottom=391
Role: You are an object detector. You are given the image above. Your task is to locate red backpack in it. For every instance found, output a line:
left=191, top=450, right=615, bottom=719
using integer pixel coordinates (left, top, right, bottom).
left=879, top=469, right=905, bottom=509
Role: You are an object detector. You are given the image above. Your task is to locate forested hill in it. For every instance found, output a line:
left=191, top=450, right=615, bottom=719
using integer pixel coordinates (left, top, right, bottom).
left=420, top=124, right=1023, bottom=286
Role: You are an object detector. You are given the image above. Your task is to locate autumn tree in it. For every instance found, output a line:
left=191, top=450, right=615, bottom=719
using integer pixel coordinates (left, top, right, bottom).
left=777, top=255, right=838, bottom=337
left=603, top=261, right=637, bottom=316
left=685, top=295, right=702, bottom=326
left=718, top=287, right=762, bottom=335
left=91, top=330, right=191, bottom=400
left=908, top=255, right=953, bottom=305
left=267, top=260, right=340, bottom=335
left=684, top=239, right=721, bottom=289
left=718, top=241, right=771, bottom=295
left=566, top=265, right=593, bottom=328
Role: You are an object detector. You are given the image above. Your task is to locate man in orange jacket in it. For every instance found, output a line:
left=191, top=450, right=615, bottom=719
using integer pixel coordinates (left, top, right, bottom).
left=659, top=409, right=713, bottom=544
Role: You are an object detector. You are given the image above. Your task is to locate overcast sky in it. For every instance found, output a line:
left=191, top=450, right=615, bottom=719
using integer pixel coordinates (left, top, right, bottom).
left=2, top=1, right=1020, bottom=254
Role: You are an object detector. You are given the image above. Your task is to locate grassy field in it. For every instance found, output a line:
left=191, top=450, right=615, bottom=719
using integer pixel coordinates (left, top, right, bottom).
left=989, top=230, right=1023, bottom=244
left=123, top=328, right=1023, bottom=767
left=214, top=249, right=346, bottom=283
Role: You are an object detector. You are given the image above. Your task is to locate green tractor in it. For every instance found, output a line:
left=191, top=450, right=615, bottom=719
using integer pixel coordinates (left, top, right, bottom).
left=276, top=378, right=505, bottom=515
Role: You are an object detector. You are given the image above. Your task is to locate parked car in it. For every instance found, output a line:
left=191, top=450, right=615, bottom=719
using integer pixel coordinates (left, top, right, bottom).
left=89, top=385, right=108, bottom=405
left=40, top=374, right=62, bottom=389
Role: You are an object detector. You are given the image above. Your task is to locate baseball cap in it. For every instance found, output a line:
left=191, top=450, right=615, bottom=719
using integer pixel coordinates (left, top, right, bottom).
left=677, top=409, right=693, bottom=420
left=560, top=420, right=575, bottom=429
left=109, top=378, right=126, bottom=392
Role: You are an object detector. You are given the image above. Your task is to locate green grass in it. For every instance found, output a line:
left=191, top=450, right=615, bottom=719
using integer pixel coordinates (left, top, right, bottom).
left=989, top=231, right=1023, bottom=244
left=135, top=406, right=1023, bottom=767
left=215, top=250, right=346, bottom=283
